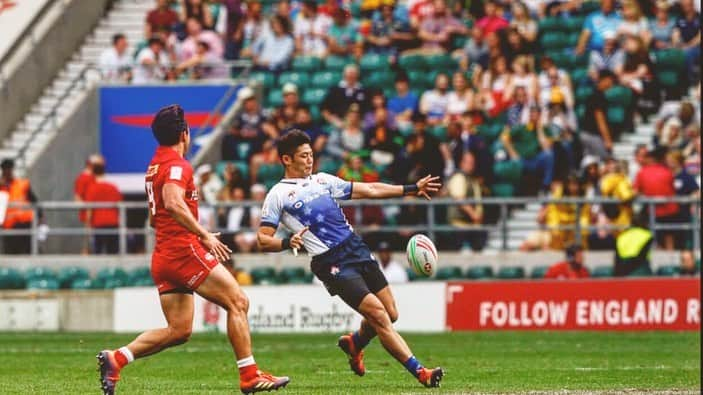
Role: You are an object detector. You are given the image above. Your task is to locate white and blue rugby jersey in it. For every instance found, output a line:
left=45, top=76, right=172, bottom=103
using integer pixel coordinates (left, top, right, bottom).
left=260, top=172, right=354, bottom=256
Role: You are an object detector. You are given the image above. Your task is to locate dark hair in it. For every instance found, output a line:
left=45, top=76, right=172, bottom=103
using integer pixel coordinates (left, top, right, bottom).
left=112, top=33, right=126, bottom=46
left=272, top=14, right=292, bottom=35
left=197, top=40, right=210, bottom=51
left=598, top=69, right=617, bottom=81
left=395, top=71, right=409, bottom=83
left=92, top=163, right=106, bottom=176
left=151, top=104, right=188, bottom=146
left=1, top=158, right=14, bottom=170
left=277, top=129, right=311, bottom=161
left=411, top=111, right=427, bottom=123
left=566, top=243, right=582, bottom=259
left=148, top=36, right=164, bottom=47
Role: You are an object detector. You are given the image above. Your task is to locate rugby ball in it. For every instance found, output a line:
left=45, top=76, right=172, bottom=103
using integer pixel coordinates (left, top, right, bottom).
left=406, top=234, right=438, bottom=277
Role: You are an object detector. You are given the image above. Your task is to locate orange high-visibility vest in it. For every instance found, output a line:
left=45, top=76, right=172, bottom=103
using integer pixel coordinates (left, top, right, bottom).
left=2, top=179, right=34, bottom=228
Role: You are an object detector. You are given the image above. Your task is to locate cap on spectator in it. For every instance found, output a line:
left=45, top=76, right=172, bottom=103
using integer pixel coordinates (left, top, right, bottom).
left=195, top=164, right=213, bottom=179
left=238, top=87, right=255, bottom=101
left=378, top=241, right=391, bottom=251
left=580, top=155, right=600, bottom=170
left=1, top=158, right=14, bottom=170
left=655, top=0, right=670, bottom=9
left=251, top=183, right=267, bottom=194
left=282, top=83, right=298, bottom=95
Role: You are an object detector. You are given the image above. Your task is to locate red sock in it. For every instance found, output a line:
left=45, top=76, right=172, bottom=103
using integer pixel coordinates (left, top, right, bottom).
left=114, top=349, right=129, bottom=368
left=239, top=364, right=259, bottom=381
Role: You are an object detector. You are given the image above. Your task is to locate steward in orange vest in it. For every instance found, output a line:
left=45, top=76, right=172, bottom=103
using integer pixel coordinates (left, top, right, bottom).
left=1, top=159, right=38, bottom=254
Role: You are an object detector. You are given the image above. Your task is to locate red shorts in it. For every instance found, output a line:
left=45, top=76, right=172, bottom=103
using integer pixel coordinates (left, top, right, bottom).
left=151, top=242, right=219, bottom=294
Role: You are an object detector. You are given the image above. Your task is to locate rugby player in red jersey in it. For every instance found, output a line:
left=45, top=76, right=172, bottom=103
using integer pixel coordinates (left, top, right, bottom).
left=97, top=105, right=289, bottom=395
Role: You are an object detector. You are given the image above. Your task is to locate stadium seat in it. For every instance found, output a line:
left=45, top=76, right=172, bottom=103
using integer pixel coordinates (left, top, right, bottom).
left=398, top=54, right=426, bottom=71
left=256, top=163, right=285, bottom=189
left=309, top=105, right=321, bottom=122
left=95, top=267, right=128, bottom=288
left=360, top=53, right=390, bottom=72
left=654, top=49, right=685, bottom=69
left=310, top=70, right=341, bottom=89
left=128, top=267, right=151, bottom=285
left=428, top=125, right=447, bottom=141
left=493, top=160, right=522, bottom=184
left=656, top=71, right=679, bottom=90
left=591, top=265, right=613, bottom=278
left=70, top=278, right=95, bottom=290
left=605, top=85, right=632, bottom=107
left=530, top=265, right=550, bottom=279
left=477, top=123, right=504, bottom=143
left=216, top=161, right=249, bottom=181
left=278, top=71, right=310, bottom=89
left=57, top=266, right=90, bottom=289
left=491, top=183, right=515, bottom=197
left=102, top=278, right=126, bottom=289
left=302, top=88, right=327, bottom=106
left=627, top=266, right=653, bottom=277
left=318, top=158, right=342, bottom=174
left=570, top=68, right=588, bottom=84
left=656, top=265, right=680, bottom=277
left=24, top=267, right=57, bottom=281
left=425, top=54, right=456, bottom=70
left=435, top=266, right=463, bottom=280
left=575, top=85, right=594, bottom=102
left=278, top=267, right=306, bottom=283
left=497, top=266, right=525, bottom=279
left=27, top=277, right=59, bottom=290
left=564, top=16, right=585, bottom=32
left=0, top=267, right=25, bottom=289
left=130, top=277, right=155, bottom=287
left=247, top=71, right=275, bottom=90
left=267, top=89, right=284, bottom=108
left=324, top=55, right=353, bottom=71
left=538, top=17, right=563, bottom=33
left=26, top=278, right=60, bottom=290
left=250, top=267, right=277, bottom=285
left=408, top=70, right=431, bottom=90
left=292, top=56, right=322, bottom=72
left=466, top=266, right=494, bottom=280
left=363, top=71, right=395, bottom=90
left=540, top=33, right=569, bottom=50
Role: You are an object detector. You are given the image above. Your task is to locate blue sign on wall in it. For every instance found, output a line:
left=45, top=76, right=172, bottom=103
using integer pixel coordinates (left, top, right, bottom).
left=99, top=84, right=240, bottom=174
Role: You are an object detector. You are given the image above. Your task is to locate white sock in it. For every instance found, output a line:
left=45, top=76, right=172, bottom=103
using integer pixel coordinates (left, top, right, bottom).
left=119, top=346, right=134, bottom=363
left=237, top=355, right=256, bottom=368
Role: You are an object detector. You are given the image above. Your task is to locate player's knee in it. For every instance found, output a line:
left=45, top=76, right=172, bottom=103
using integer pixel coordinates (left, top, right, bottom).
left=229, top=292, right=249, bottom=315
left=364, top=305, right=391, bottom=329
left=170, top=326, right=192, bottom=345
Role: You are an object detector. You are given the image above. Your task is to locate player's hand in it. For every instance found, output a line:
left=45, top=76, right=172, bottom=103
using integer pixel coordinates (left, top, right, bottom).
left=416, top=175, right=442, bottom=200
left=200, top=232, right=232, bottom=263
left=290, top=227, right=308, bottom=250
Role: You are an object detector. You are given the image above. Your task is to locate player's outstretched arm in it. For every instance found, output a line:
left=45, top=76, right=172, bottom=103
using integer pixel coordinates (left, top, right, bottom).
left=351, top=174, right=442, bottom=200
left=162, top=183, right=231, bottom=262
left=257, top=226, right=307, bottom=252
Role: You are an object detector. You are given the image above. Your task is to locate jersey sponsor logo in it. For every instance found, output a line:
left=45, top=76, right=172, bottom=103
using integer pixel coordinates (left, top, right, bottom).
left=146, top=164, right=159, bottom=177
left=170, top=166, right=183, bottom=180
left=187, top=270, right=205, bottom=287
left=293, top=201, right=304, bottom=210
left=288, top=191, right=297, bottom=200
left=189, top=189, right=199, bottom=201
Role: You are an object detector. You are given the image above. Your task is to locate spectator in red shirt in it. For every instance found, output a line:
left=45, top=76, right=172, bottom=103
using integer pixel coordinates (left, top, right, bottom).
left=475, top=0, right=509, bottom=35
left=84, top=160, right=123, bottom=254
left=74, top=154, right=104, bottom=224
left=544, top=244, right=590, bottom=279
left=633, top=147, right=679, bottom=250
left=145, top=0, right=180, bottom=38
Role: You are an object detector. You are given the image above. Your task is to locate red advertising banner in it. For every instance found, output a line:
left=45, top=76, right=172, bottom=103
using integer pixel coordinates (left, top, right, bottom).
left=446, top=278, right=700, bottom=331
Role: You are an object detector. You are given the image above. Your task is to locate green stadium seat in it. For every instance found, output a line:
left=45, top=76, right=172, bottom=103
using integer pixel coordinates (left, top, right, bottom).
left=363, top=70, right=395, bottom=90
left=606, top=106, right=626, bottom=125
left=250, top=267, right=276, bottom=285
left=570, top=67, right=588, bottom=84
left=216, top=161, right=249, bottom=181
left=310, top=70, right=341, bottom=89
left=360, top=53, right=390, bottom=72
left=564, top=16, right=585, bottom=32
left=302, top=88, right=327, bottom=106
left=657, top=71, right=679, bottom=89
left=25, top=267, right=57, bottom=281
left=267, top=89, right=284, bottom=108
left=575, top=85, right=594, bottom=102
left=568, top=54, right=589, bottom=69
left=567, top=33, right=580, bottom=47
left=102, top=278, right=126, bottom=289
left=491, top=183, right=515, bottom=197
left=530, top=265, right=550, bottom=279
left=26, top=278, right=59, bottom=290
left=538, top=17, right=563, bottom=33
left=130, top=277, right=155, bottom=287
left=70, top=278, right=95, bottom=290
left=543, top=51, right=570, bottom=70
left=318, top=158, right=342, bottom=174
left=605, top=85, right=632, bottom=106
left=540, top=32, right=569, bottom=50
left=591, top=265, right=613, bottom=278
left=286, top=276, right=312, bottom=284
left=278, top=267, right=307, bottom=283
left=494, top=160, right=522, bottom=184
left=656, top=265, right=680, bottom=277
left=627, top=266, right=653, bottom=277
left=398, top=54, right=426, bottom=71
left=128, top=267, right=151, bottom=286
left=452, top=35, right=468, bottom=50
left=96, top=268, right=128, bottom=288
left=247, top=71, right=275, bottom=90
left=428, top=125, right=447, bottom=141
left=425, top=54, right=456, bottom=70
left=466, top=266, right=494, bottom=280
left=256, top=163, right=285, bottom=189
left=292, top=56, right=322, bottom=72
left=435, top=266, right=463, bottom=280
left=477, top=123, right=504, bottom=143
left=309, top=105, right=321, bottom=122
left=57, top=267, right=90, bottom=289
left=497, top=266, right=525, bottom=279
left=324, top=55, right=352, bottom=71
left=278, top=71, right=310, bottom=89
left=654, top=49, right=685, bottom=68
left=0, top=267, right=25, bottom=289
left=579, top=1, right=600, bottom=14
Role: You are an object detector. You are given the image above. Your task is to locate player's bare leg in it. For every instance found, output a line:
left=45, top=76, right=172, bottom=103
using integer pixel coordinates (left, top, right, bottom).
left=97, top=292, right=194, bottom=395
left=195, top=264, right=289, bottom=393
left=338, top=286, right=399, bottom=375
left=342, top=291, right=443, bottom=387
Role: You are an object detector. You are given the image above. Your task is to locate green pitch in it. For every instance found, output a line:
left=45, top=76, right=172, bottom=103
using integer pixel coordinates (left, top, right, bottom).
left=0, top=331, right=699, bottom=394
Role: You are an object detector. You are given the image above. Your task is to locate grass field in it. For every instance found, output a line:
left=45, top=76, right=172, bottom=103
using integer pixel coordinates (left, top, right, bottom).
left=0, top=331, right=699, bottom=394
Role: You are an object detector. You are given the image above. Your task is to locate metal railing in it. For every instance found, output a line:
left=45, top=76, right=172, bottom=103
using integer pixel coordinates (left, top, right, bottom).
left=0, top=196, right=699, bottom=255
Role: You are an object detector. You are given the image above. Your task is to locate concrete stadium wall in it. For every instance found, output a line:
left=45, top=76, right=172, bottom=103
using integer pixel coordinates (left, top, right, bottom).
left=0, top=0, right=110, bottom=141
left=24, top=87, right=100, bottom=253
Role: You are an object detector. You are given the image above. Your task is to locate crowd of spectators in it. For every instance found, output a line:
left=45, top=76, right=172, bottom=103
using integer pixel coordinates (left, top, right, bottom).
left=96, top=0, right=700, bottom=253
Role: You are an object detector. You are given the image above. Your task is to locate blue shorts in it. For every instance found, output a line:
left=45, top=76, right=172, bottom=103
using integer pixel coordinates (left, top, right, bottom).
left=310, top=233, right=388, bottom=309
